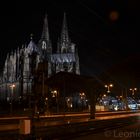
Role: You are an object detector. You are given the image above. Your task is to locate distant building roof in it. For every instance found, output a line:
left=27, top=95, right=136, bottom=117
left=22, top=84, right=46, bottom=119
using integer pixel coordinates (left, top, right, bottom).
left=47, top=71, right=101, bottom=93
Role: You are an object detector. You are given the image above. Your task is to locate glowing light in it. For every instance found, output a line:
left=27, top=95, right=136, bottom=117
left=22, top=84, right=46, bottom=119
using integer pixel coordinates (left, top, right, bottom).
left=105, top=84, right=113, bottom=93
left=109, top=11, right=119, bottom=21
left=79, top=92, right=86, bottom=99
left=54, top=90, right=57, bottom=93
left=110, top=84, right=113, bottom=87
left=114, top=106, right=118, bottom=111
left=51, top=90, right=58, bottom=97
left=103, top=94, right=106, bottom=97
left=10, top=84, right=15, bottom=88
left=130, top=88, right=137, bottom=95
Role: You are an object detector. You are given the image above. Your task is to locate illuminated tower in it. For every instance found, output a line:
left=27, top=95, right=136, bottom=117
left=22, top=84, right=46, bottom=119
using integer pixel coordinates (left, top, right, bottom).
left=38, top=14, right=52, bottom=77
left=51, top=13, right=80, bottom=75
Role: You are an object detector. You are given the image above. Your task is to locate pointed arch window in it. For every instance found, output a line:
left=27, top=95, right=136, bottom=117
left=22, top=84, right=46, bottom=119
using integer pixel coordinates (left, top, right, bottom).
left=42, top=41, right=47, bottom=50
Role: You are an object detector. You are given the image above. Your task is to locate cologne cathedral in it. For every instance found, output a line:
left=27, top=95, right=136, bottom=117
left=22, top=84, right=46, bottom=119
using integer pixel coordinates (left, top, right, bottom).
left=0, top=13, right=80, bottom=101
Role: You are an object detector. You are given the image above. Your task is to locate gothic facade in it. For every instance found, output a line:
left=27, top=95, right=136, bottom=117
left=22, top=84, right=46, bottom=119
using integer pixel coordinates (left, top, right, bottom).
left=0, top=13, right=80, bottom=100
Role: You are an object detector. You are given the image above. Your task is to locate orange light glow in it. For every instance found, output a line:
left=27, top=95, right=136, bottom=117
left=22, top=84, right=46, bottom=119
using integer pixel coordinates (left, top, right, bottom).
left=109, top=11, right=119, bottom=21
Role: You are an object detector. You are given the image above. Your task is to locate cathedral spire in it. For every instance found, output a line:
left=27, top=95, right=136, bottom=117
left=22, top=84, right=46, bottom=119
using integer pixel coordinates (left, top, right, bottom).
left=41, top=14, right=50, bottom=41
left=38, top=14, right=52, bottom=56
left=27, top=34, right=38, bottom=54
left=60, top=12, right=70, bottom=46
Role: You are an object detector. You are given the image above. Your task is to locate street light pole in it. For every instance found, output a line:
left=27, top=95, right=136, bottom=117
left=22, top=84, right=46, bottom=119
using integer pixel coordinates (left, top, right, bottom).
left=10, top=84, right=15, bottom=114
left=53, top=90, right=59, bottom=113
left=105, top=84, right=113, bottom=93
left=130, top=88, right=137, bottom=96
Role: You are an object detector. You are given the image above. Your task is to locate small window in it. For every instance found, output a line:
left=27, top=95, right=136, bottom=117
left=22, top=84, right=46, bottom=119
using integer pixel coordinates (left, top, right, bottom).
left=42, top=41, right=46, bottom=50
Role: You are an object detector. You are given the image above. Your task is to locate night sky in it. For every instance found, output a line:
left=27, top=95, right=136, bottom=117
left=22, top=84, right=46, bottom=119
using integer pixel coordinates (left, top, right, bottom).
left=1, top=1, right=140, bottom=80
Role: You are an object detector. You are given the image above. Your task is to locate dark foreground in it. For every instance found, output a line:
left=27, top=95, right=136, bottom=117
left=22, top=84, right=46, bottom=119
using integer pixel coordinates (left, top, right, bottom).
left=0, top=111, right=140, bottom=140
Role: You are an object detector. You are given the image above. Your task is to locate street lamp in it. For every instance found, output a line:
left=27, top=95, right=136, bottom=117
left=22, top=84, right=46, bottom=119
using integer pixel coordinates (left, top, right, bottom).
left=51, top=90, right=59, bottom=113
left=51, top=90, right=57, bottom=97
left=79, top=92, right=86, bottom=99
left=79, top=92, right=86, bottom=111
left=103, top=94, right=106, bottom=97
left=105, top=84, right=113, bottom=93
left=10, top=84, right=15, bottom=114
left=130, top=88, right=137, bottom=96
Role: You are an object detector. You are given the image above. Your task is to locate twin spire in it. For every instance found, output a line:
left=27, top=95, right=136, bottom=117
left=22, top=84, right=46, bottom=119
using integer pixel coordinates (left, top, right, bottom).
left=40, top=13, right=70, bottom=51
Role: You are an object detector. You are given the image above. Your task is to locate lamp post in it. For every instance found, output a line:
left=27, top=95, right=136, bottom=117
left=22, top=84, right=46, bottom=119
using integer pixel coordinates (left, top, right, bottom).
left=52, top=90, right=57, bottom=97
left=130, top=88, right=137, bottom=96
left=105, top=84, right=113, bottom=93
left=10, top=84, right=15, bottom=114
left=51, top=90, right=58, bottom=113
left=80, top=92, right=86, bottom=111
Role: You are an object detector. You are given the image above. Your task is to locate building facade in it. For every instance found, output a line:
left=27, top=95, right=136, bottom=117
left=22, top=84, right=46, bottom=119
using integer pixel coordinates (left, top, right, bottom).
left=0, top=13, right=80, bottom=101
